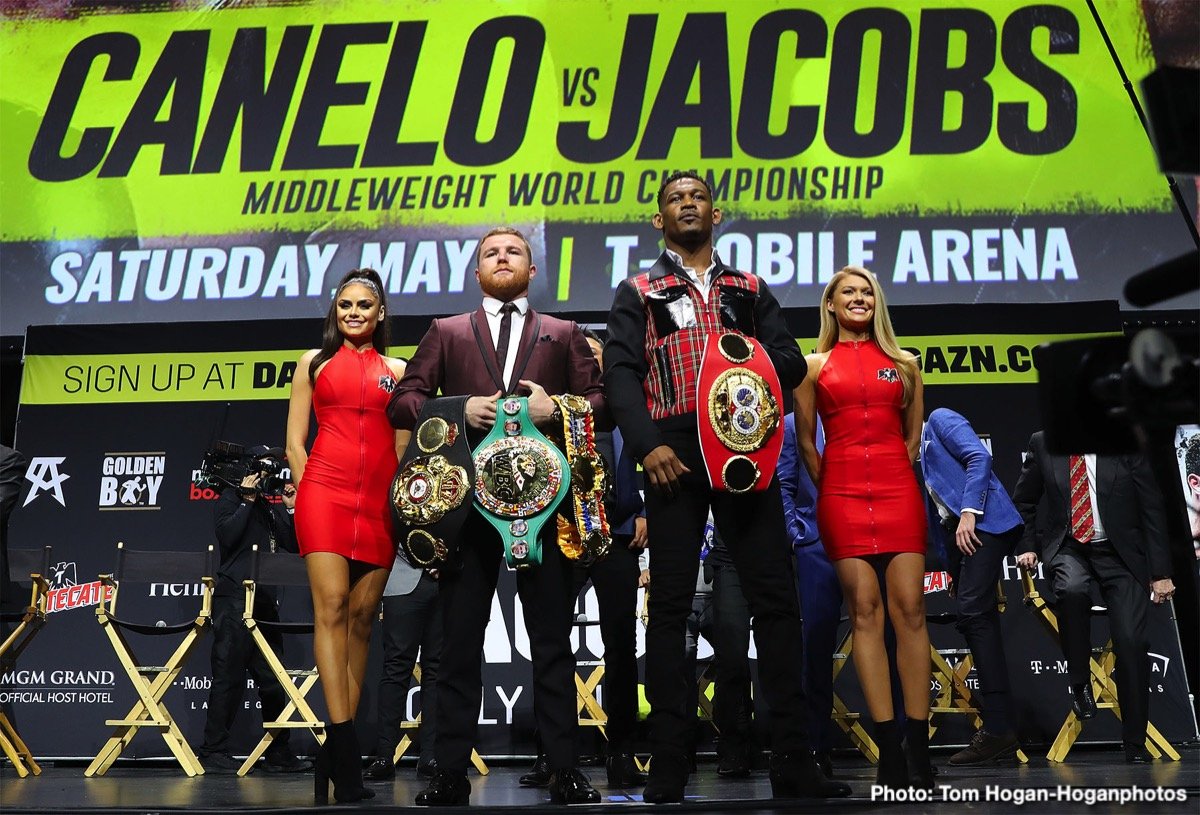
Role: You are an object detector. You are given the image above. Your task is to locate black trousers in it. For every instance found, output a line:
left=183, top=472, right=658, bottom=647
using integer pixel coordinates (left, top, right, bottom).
left=200, top=593, right=290, bottom=757
left=711, top=564, right=756, bottom=753
left=435, top=510, right=578, bottom=774
left=643, top=430, right=808, bottom=759
left=374, top=574, right=443, bottom=760
left=1049, top=538, right=1151, bottom=746
left=946, top=525, right=1019, bottom=735
left=571, top=537, right=641, bottom=753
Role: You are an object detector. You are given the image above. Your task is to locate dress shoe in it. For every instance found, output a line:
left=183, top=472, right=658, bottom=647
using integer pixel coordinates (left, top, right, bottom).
left=768, top=751, right=851, bottom=798
left=1124, top=743, right=1154, bottom=764
left=519, top=753, right=553, bottom=787
left=198, top=752, right=241, bottom=775
left=605, top=753, right=647, bottom=787
left=642, top=752, right=690, bottom=804
left=813, top=751, right=834, bottom=779
left=363, top=756, right=396, bottom=781
left=415, top=769, right=470, bottom=806
left=949, top=730, right=1020, bottom=766
left=416, top=756, right=438, bottom=779
left=548, top=767, right=601, bottom=804
left=1069, top=683, right=1097, bottom=719
left=262, top=748, right=313, bottom=774
left=716, top=748, right=752, bottom=778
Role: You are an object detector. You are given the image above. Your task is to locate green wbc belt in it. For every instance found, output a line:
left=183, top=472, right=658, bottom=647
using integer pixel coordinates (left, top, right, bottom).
left=473, top=397, right=570, bottom=570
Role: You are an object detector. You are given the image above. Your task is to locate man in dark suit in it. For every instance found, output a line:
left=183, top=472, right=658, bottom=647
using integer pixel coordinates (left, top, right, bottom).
left=363, top=551, right=441, bottom=782
left=1011, top=431, right=1176, bottom=763
left=519, top=330, right=647, bottom=790
left=778, top=413, right=842, bottom=777
left=920, top=408, right=1023, bottom=765
left=388, top=227, right=604, bottom=806
left=604, top=172, right=849, bottom=803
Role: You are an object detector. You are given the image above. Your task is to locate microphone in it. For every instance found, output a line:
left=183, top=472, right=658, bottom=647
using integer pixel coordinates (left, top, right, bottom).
left=1123, top=249, right=1199, bottom=307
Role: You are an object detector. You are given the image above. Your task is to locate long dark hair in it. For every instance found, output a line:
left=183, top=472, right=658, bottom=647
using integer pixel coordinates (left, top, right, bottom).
left=308, top=268, right=390, bottom=383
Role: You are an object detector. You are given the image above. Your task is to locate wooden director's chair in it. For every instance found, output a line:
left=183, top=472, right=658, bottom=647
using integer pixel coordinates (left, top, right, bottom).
left=0, top=545, right=53, bottom=777
left=572, top=610, right=608, bottom=742
left=830, top=629, right=880, bottom=762
left=237, top=546, right=326, bottom=776
left=392, top=663, right=489, bottom=775
left=86, top=542, right=214, bottom=777
left=926, top=582, right=1029, bottom=763
left=1020, top=569, right=1180, bottom=763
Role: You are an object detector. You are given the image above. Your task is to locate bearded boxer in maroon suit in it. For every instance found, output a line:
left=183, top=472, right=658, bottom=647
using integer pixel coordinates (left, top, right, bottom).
left=388, top=227, right=605, bottom=807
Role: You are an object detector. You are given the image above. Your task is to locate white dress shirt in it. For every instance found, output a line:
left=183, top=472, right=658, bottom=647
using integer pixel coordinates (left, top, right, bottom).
left=665, top=248, right=722, bottom=300
left=482, top=295, right=529, bottom=388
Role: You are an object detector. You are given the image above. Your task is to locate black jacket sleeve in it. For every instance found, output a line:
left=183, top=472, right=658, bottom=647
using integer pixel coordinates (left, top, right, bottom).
left=755, top=277, right=806, bottom=391
left=603, top=280, right=662, bottom=462
left=1010, top=433, right=1045, bottom=557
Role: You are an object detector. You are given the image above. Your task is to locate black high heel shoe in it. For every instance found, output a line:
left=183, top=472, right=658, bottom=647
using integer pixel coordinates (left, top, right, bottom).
left=313, top=741, right=332, bottom=805
left=315, top=721, right=375, bottom=804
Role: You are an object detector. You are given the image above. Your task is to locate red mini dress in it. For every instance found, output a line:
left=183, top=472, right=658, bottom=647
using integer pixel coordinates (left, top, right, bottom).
left=295, top=345, right=398, bottom=569
left=815, top=340, right=927, bottom=561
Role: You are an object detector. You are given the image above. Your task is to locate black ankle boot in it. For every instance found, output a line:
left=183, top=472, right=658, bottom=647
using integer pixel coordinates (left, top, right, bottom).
left=874, top=720, right=908, bottom=788
left=318, top=721, right=375, bottom=804
left=905, top=717, right=935, bottom=788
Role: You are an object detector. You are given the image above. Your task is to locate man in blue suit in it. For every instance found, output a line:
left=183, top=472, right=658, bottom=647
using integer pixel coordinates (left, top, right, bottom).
left=778, top=413, right=842, bottom=777
left=920, top=408, right=1023, bottom=765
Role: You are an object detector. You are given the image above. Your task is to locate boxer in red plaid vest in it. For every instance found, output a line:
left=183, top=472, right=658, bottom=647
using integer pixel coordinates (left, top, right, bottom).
left=604, top=171, right=850, bottom=803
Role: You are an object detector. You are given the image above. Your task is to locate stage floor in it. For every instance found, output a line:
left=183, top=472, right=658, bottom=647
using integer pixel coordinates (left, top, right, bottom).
left=2, top=747, right=1197, bottom=814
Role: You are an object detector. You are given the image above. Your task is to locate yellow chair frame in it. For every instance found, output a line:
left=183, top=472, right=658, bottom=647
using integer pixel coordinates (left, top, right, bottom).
left=85, top=542, right=214, bottom=777
left=0, top=545, right=53, bottom=777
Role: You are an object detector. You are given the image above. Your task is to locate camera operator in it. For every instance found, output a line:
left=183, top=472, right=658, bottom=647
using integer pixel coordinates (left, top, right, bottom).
left=197, top=445, right=312, bottom=774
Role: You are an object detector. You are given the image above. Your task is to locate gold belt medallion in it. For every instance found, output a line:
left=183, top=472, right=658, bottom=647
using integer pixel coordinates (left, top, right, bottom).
left=392, top=455, right=470, bottom=525
left=707, top=368, right=780, bottom=453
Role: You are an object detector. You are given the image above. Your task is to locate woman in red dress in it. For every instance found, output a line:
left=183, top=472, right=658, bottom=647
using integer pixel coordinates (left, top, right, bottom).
left=286, top=268, right=406, bottom=803
left=794, top=266, right=932, bottom=787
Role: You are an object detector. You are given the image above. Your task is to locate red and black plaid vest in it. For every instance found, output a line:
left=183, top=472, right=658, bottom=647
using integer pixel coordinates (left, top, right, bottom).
left=629, top=260, right=760, bottom=420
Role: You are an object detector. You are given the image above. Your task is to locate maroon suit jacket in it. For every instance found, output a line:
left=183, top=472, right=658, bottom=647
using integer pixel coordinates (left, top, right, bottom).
left=387, top=306, right=606, bottom=436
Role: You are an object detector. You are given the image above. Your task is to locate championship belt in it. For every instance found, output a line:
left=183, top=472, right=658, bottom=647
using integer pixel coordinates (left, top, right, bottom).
left=473, top=397, right=570, bottom=570
left=391, top=396, right=473, bottom=570
left=696, top=332, right=784, bottom=493
left=551, top=394, right=612, bottom=564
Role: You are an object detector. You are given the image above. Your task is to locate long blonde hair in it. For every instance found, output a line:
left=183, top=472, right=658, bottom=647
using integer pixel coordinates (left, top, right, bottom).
left=817, top=266, right=919, bottom=406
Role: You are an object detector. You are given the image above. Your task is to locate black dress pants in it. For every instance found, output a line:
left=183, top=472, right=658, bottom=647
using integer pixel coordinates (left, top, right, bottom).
left=572, top=537, right=641, bottom=754
left=201, top=593, right=291, bottom=757
left=374, top=574, right=443, bottom=760
left=435, top=511, right=578, bottom=774
left=711, top=564, right=755, bottom=753
left=946, top=525, right=1019, bottom=735
left=1049, top=538, right=1151, bottom=746
left=643, top=430, right=808, bottom=759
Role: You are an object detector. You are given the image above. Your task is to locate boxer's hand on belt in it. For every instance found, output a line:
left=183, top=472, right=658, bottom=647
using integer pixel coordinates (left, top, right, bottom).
left=643, top=445, right=690, bottom=498
left=519, top=380, right=557, bottom=426
left=466, top=391, right=502, bottom=429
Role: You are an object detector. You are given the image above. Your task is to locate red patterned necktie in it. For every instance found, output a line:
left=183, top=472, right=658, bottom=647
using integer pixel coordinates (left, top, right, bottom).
left=1068, top=454, right=1096, bottom=543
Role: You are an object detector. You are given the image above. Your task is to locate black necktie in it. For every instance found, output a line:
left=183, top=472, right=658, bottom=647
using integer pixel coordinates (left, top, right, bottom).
left=495, top=302, right=518, bottom=386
